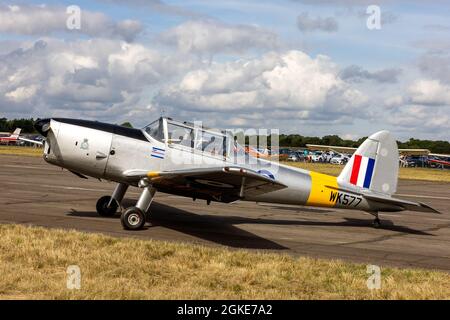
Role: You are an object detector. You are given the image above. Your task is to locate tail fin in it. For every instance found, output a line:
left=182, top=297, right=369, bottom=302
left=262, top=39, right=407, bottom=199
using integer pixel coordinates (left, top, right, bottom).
left=11, top=128, right=21, bottom=138
left=338, top=130, right=398, bottom=195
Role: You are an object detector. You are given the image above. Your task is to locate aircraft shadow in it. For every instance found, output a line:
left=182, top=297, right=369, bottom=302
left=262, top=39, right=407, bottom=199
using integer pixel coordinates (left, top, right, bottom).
left=262, top=205, right=334, bottom=213
left=145, top=201, right=431, bottom=236
left=68, top=198, right=432, bottom=249
left=68, top=200, right=288, bottom=250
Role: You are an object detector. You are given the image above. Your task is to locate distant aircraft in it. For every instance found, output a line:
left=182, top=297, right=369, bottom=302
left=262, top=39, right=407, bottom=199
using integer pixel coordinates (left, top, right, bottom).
left=428, top=154, right=450, bottom=168
left=30, top=117, right=439, bottom=230
left=0, top=128, right=21, bottom=145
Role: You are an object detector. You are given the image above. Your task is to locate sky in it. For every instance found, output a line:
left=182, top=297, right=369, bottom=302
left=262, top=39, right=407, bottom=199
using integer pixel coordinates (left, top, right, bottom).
left=0, top=0, right=449, bottom=141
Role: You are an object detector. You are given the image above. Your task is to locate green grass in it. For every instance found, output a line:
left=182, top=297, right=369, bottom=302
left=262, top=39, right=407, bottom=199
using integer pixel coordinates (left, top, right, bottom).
left=0, top=224, right=448, bottom=300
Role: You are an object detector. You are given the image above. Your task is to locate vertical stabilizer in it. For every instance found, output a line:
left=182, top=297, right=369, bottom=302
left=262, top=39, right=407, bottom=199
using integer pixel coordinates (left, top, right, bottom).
left=11, top=128, right=21, bottom=138
left=338, top=130, right=399, bottom=195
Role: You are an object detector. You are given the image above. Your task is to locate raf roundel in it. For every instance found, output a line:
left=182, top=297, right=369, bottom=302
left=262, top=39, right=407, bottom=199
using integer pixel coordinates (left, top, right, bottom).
left=258, top=169, right=275, bottom=180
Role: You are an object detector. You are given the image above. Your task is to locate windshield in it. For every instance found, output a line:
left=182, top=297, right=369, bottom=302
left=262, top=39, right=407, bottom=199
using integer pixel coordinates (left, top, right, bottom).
left=143, top=118, right=164, bottom=141
left=144, top=117, right=247, bottom=159
left=166, top=119, right=248, bottom=159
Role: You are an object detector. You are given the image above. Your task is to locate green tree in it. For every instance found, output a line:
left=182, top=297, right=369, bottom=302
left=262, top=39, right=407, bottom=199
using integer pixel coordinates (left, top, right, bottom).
left=120, top=122, right=133, bottom=128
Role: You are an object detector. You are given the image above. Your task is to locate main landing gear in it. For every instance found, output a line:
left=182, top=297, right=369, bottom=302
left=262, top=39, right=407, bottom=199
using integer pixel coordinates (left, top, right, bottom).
left=370, top=212, right=381, bottom=228
left=121, top=185, right=156, bottom=230
left=96, top=183, right=128, bottom=217
left=95, top=180, right=156, bottom=231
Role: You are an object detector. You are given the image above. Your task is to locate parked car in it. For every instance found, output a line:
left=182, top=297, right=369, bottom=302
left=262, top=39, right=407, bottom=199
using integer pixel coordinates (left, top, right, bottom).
left=330, top=154, right=349, bottom=165
left=405, top=156, right=428, bottom=167
left=288, top=151, right=305, bottom=162
left=322, top=151, right=338, bottom=162
left=310, top=151, right=324, bottom=162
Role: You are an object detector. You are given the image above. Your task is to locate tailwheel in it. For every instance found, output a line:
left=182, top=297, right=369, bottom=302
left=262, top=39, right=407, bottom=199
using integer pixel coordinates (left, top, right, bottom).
left=96, top=196, right=118, bottom=217
left=121, top=207, right=146, bottom=230
left=372, top=217, right=381, bottom=228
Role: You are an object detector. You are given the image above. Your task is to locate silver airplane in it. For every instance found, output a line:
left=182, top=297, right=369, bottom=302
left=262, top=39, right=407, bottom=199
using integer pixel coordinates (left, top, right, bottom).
left=33, top=117, right=439, bottom=230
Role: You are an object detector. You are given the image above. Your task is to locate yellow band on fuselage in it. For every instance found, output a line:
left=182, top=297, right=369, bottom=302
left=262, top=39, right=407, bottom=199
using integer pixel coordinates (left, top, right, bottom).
left=147, top=171, right=160, bottom=178
left=306, top=171, right=338, bottom=207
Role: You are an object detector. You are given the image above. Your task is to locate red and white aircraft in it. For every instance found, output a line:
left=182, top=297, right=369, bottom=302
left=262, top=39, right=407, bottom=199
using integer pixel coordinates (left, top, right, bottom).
left=428, top=154, right=450, bottom=168
left=0, top=128, right=21, bottom=145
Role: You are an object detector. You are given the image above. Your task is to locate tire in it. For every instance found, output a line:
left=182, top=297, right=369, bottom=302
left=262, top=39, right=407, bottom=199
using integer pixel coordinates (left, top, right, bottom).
left=96, top=196, right=118, bottom=217
left=121, top=207, right=146, bottom=230
left=372, top=218, right=381, bottom=228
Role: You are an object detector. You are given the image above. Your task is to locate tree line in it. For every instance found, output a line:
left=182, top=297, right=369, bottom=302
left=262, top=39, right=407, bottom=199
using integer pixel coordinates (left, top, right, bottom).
left=1, top=118, right=449, bottom=153
left=277, top=134, right=450, bottom=154
left=0, top=118, right=36, bottom=134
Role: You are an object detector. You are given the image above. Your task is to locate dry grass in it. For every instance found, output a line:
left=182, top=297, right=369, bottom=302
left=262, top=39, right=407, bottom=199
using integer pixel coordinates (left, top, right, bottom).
left=0, top=146, right=42, bottom=157
left=0, top=224, right=448, bottom=300
left=284, top=162, right=450, bottom=183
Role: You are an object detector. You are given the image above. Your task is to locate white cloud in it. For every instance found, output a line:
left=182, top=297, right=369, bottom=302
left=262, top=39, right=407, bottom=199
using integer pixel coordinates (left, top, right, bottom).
left=384, top=95, right=404, bottom=108
left=159, top=20, right=279, bottom=55
left=296, top=12, right=338, bottom=32
left=99, top=0, right=203, bottom=18
left=387, top=105, right=450, bottom=132
left=154, top=50, right=369, bottom=122
left=0, top=3, right=447, bottom=140
left=0, top=38, right=199, bottom=121
left=340, top=65, right=402, bottom=83
left=5, top=85, right=38, bottom=102
left=0, top=4, right=143, bottom=41
left=408, top=79, right=450, bottom=106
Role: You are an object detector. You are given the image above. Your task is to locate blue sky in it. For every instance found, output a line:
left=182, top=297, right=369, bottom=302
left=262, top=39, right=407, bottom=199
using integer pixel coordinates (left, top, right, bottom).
left=0, top=0, right=449, bottom=140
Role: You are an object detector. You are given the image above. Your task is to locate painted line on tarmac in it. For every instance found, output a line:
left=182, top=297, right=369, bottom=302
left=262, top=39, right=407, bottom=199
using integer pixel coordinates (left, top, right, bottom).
left=42, top=185, right=111, bottom=192
left=2, top=181, right=111, bottom=193
left=1, top=164, right=53, bottom=170
left=2, top=181, right=173, bottom=199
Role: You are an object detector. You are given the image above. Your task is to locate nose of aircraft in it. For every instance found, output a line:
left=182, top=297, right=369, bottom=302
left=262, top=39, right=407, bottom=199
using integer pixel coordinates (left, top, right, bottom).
left=34, top=118, right=51, bottom=136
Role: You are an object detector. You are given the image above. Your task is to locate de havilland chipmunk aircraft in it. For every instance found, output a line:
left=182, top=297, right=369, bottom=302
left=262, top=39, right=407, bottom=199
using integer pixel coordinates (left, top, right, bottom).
left=30, top=117, right=439, bottom=230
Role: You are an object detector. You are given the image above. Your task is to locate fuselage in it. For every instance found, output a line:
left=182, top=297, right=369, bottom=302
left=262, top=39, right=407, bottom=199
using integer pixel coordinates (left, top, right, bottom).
left=0, top=136, right=18, bottom=144
left=38, top=118, right=396, bottom=213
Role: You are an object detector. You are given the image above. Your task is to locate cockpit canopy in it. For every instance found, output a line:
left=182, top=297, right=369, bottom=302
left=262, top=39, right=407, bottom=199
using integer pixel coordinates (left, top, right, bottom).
left=143, top=117, right=244, bottom=159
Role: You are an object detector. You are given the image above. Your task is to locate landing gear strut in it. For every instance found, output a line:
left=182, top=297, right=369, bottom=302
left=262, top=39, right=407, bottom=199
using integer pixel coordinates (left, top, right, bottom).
left=96, top=183, right=128, bottom=217
left=121, top=182, right=156, bottom=230
left=371, top=212, right=381, bottom=228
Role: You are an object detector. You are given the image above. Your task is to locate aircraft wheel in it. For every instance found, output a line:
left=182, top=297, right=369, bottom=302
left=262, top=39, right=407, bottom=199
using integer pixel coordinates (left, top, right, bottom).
left=121, top=207, right=146, bottom=230
left=372, top=218, right=381, bottom=228
left=96, top=196, right=118, bottom=217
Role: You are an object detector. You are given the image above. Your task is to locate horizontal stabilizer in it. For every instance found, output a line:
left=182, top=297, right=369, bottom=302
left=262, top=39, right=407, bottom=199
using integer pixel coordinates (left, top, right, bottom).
left=363, top=193, right=441, bottom=214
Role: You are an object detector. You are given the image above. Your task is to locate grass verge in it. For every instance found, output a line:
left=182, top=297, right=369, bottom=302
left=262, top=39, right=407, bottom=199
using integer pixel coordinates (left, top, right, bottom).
left=0, top=224, right=448, bottom=299
left=0, top=146, right=42, bottom=157
left=284, top=162, right=450, bottom=183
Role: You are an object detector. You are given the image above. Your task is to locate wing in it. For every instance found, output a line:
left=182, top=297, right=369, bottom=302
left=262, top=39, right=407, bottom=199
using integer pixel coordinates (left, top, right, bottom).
left=18, top=137, right=44, bottom=145
left=124, top=166, right=287, bottom=203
